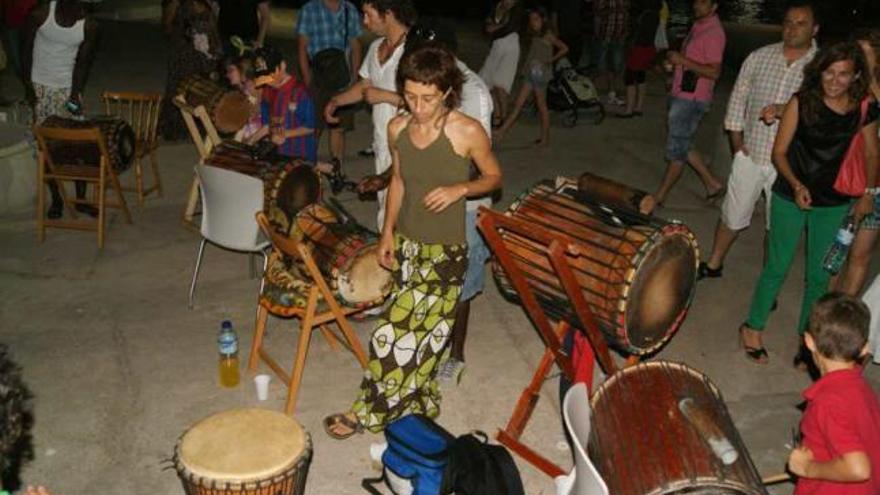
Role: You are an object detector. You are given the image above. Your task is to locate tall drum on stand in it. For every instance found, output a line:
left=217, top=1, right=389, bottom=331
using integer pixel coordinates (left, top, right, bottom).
left=173, top=408, right=312, bottom=495
left=493, top=178, right=699, bottom=355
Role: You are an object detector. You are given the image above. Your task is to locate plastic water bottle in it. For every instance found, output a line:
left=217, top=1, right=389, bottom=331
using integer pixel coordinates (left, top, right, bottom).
left=218, top=320, right=240, bottom=388
left=822, top=216, right=856, bottom=275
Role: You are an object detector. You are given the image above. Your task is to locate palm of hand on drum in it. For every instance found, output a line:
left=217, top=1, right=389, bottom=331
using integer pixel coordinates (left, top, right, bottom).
left=378, top=235, right=395, bottom=270
left=424, top=186, right=465, bottom=213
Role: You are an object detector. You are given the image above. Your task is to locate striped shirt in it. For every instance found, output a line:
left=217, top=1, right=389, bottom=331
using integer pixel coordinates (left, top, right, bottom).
left=724, top=41, right=817, bottom=168
left=295, top=0, right=362, bottom=59
left=261, top=77, right=317, bottom=162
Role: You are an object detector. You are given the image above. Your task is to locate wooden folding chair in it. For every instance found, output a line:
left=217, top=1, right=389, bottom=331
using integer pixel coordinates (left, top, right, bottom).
left=478, top=207, right=622, bottom=478
left=102, top=91, right=163, bottom=206
left=173, top=95, right=223, bottom=230
left=249, top=212, right=369, bottom=414
left=35, top=126, right=133, bottom=249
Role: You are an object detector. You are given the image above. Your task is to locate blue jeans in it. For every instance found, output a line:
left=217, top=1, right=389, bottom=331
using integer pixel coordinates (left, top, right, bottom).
left=665, top=97, right=710, bottom=163
left=461, top=208, right=491, bottom=301
left=593, top=40, right=625, bottom=74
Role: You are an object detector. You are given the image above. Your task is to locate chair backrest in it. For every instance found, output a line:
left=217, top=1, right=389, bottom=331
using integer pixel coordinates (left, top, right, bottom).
left=174, top=95, right=222, bottom=160
left=563, top=383, right=609, bottom=495
left=102, top=91, right=162, bottom=150
left=34, top=125, right=110, bottom=170
left=196, top=164, right=266, bottom=252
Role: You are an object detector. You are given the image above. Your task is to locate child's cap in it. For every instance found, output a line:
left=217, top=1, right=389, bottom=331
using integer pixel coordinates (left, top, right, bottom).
left=253, top=45, right=285, bottom=86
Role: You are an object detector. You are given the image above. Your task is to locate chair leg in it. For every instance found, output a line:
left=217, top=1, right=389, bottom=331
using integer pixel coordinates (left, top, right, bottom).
left=258, top=251, right=268, bottom=296
left=183, top=174, right=200, bottom=227
left=249, top=304, right=269, bottom=372
left=188, top=238, right=207, bottom=309
left=150, top=149, right=163, bottom=197
left=285, top=288, right=319, bottom=415
left=135, top=156, right=145, bottom=206
left=98, top=165, right=106, bottom=249
left=37, top=155, right=45, bottom=243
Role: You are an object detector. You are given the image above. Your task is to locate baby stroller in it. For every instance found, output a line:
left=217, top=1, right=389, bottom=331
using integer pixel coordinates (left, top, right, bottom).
left=547, top=58, right=605, bottom=127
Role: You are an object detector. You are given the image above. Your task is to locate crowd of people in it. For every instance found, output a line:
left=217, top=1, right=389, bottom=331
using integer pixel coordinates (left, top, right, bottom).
left=4, top=0, right=880, bottom=492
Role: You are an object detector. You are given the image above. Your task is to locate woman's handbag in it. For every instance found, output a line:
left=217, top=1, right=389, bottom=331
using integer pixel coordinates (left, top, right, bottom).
left=833, top=98, right=871, bottom=197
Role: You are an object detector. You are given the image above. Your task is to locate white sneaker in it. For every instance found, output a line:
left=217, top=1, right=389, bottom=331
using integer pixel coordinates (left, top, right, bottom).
left=606, top=92, right=625, bottom=106
left=437, top=358, right=465, bottom=384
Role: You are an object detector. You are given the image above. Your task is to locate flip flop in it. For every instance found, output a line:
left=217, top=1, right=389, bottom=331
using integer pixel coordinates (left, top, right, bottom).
left=739, top=326, right=769, bottom=365
left=323, top=412, right=364, bottom=440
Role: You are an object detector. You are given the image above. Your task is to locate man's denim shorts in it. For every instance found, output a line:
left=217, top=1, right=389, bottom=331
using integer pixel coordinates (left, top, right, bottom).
left=461, top=208, right=491, bottom=301
left=665, top=96, right=710, bottom=162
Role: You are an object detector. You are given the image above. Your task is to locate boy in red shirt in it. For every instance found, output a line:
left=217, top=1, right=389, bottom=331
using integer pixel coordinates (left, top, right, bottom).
left=789, top=292, right=880, bottom=495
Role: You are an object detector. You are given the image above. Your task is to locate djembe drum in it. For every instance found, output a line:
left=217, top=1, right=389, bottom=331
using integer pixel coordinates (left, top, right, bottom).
left=40, top=115, right=135, bottom=172
left=292, top=201, right=392, bottom=308
left=589, top=361, right=768, bottom=494
left=173, top=408, right=312, bottom=495
left=177, top=75, right=251, bottom=133
left=493, top=178, right=698, bottom=355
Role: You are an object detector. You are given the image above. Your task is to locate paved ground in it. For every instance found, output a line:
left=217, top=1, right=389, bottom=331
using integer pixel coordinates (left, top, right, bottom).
left=2, top=11, right=879, bottom=495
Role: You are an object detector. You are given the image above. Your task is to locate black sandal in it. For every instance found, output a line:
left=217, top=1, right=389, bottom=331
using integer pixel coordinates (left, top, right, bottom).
left=323, top=412, right=364, bottom=440
left=739, top=325, right=769, bottom=365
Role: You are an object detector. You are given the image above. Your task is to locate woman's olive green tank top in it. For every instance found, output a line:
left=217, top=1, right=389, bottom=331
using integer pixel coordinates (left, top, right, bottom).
left=395, top=118, right=471, bottom=245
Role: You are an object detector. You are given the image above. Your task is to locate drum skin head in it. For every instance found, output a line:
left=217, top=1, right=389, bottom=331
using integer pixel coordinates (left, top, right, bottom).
left=178, top=408, right=306, bottom=482
left=625, top=228, right=698, bottom=352
left=337, top=247, right=393, bottom=304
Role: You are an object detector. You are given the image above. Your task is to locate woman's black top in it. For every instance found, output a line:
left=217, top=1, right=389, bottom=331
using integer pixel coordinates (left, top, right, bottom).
left=773, top=94, right=879, bottom=207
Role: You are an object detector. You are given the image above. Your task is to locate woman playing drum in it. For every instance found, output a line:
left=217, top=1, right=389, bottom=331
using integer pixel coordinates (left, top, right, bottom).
left=324, top=44, right=502, bottom=439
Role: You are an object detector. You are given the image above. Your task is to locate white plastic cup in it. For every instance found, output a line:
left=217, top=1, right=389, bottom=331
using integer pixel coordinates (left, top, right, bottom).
left=254, top=374, right=271, bottom=401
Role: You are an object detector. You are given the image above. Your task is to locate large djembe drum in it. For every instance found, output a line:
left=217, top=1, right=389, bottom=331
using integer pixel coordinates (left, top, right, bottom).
left=40, top=115, right=135, bottom=171
left=173, top=408, right=312, bottom=495
left=493, top=178, right=699, bottom=355
left=589, top=361, right=768, bottom=494
left=177, top=75, right=251, bottom=133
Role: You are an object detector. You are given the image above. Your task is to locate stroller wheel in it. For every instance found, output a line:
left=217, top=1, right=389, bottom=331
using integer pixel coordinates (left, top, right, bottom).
left=563, top=111, right=578, bottom=128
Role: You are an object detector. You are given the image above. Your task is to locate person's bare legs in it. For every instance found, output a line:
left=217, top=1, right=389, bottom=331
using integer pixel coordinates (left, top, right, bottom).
left=495, top=83, right=532, bottom=141
left=491, top=87, right=510, bottom=125
left=635, top=82, right=647, bottom=113
left=686, top=150, right=724, bottom=196
left=654, top=159, right=685, bottom=204
left=706, top=220, right=739, bottom=270
left=838, top=228, right=879, bottom=295
left=534, top=88, right=550, bottom=147
left=622, top=83, right=636, bottom=114
left=329, top=127, right=345, bottom=161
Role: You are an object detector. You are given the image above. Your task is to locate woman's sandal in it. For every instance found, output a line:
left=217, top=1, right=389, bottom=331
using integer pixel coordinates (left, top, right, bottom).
left=323, top=412, right=364, bottom=440
left=739, top=325, right=769, bottom=365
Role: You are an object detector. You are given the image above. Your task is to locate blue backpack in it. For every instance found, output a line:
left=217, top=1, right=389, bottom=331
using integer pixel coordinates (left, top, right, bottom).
left=363, top=415, right=453, bottom=495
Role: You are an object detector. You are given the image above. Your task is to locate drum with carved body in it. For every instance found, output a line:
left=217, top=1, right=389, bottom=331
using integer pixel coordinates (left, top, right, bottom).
left=292, top=201, right=392, bottom=308
left=173, top=408, right=312, bottom=495
left=589, top=361, right=768, bottom=494
left=40, top=115, right=135, bottom=172
left=178, top=75, right=251, bottom=133
left=493, top=178, right=698, bottom=355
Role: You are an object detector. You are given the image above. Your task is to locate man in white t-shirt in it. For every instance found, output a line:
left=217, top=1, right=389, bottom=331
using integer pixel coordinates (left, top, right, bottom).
left=324, top=0, right=415, bottom=229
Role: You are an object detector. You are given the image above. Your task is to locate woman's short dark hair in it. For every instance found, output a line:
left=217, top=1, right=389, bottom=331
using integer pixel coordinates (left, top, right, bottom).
left=799, top=42, right=869, bottom=126
left=396, top=43, right=464, bottom=111
left=363, top=0, right=418, bottom=28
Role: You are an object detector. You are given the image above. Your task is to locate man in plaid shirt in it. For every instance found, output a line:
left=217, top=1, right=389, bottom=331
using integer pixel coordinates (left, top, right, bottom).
left=698, top=1, right=818, bottom=280
left=593, top=0, right=629, bottom=104
left=296, top=0, right=363, bottom=162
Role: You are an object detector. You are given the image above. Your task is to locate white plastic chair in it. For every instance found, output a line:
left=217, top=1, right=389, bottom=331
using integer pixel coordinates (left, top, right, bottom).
left=188, top=164, right=270, bottom=308
left=555, top=382, right=609, bottom=495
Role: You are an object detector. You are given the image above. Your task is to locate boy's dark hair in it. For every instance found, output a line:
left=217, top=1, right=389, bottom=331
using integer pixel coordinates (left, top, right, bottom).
left=396, top=43, right=464, bottom=111
left=1, top=344, right=33, bottom=477
left=363, top=0, right=418, bottom=28
left=252, top=45, right=285, bottom=79
left=807, top=292, right=870, bottom=362
left=785, top=0, right=817, bottom=18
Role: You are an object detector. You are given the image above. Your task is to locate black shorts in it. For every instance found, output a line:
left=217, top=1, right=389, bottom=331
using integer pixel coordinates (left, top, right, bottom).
left=312, top=84, right=355, bottom=131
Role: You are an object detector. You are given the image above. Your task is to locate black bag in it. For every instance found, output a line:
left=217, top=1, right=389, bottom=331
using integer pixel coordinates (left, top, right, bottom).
left=312, top=3, right=351, bottom=92
left=441, top=431, right=525, bottom=495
